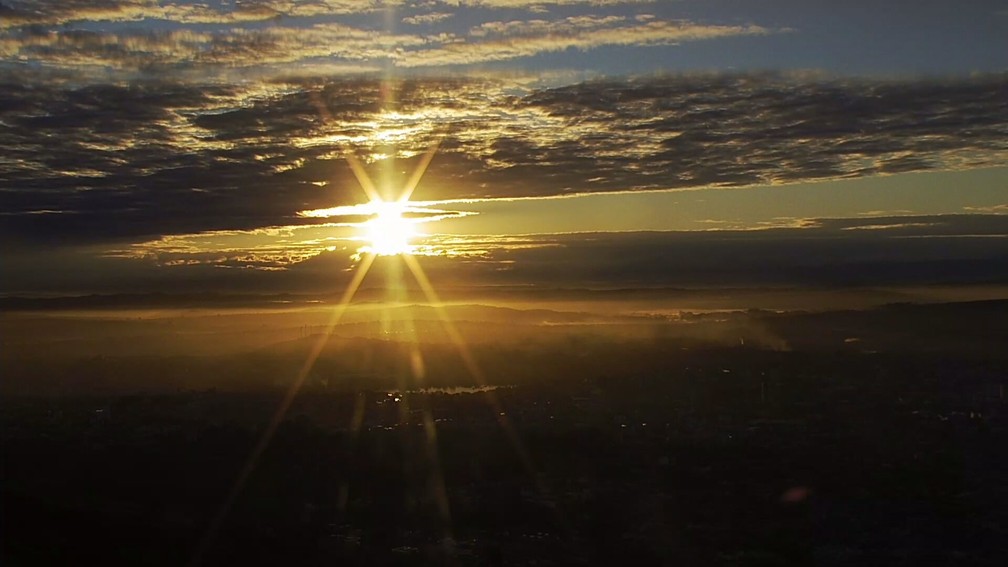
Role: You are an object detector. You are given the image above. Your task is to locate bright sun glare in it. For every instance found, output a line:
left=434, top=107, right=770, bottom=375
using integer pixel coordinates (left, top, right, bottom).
left=362, top=199, right=417, bottom=256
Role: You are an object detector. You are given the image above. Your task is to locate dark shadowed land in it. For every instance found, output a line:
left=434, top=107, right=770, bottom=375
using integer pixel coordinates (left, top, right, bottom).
left=3, top=291, right=1007, bottom=566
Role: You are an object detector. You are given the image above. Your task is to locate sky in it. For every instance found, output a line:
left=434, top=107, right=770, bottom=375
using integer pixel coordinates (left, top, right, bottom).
left=1, top=1, right=1007, bottom=297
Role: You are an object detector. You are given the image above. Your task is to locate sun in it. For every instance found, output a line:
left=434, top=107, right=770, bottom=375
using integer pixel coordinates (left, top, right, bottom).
left=362, top=199, right=417, bottom=256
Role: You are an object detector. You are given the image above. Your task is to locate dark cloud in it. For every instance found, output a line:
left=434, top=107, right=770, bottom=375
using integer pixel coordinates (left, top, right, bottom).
left=0, top=80, right=345, bottom=244
left=396, top=214, right=1008, bottom=289
left=2, top=74, right=1006, bottom=247
left=5, top=212, right=1007, bottom=295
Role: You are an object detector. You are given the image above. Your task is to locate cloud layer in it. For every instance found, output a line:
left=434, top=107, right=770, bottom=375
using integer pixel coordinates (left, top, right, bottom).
left=0, top=1, right=770, bottom=76
left=2, top=74, right=1006, bottom=246
left=8, top=212, right=1006, bottom=294
left=415, top=214, right=1008, bottom=289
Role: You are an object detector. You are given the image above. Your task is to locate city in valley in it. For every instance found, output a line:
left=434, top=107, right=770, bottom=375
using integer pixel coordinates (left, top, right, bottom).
left=4, top=289, right=1007, bottom=565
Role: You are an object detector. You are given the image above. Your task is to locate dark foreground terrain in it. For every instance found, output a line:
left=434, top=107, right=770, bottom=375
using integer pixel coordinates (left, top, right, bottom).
left=3, top=299, right=1008, bottom=566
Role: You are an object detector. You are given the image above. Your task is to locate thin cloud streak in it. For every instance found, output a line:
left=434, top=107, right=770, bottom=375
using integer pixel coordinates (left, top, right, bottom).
left=0, top=1, right=402, bottom=28
left=1, top=17, right=775, bottom=75
left=0, top=1, right=658, bottom=31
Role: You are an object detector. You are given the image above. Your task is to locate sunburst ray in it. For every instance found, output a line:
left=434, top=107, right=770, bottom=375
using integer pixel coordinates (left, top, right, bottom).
left=401, top=255, right=546, bottom=487
left=190, top=253, right=376, bottom=567
left=196, top=91, right=519, bottom=563
left=309, top=90, right=382, bottom=203
left=399, top=137, right=442, bottom=204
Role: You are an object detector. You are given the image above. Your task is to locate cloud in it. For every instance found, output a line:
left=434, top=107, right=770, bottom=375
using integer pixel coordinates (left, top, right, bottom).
left=963, top=204, right=1008, bottom=213
left=0, top=22, right=432, bottom=73
left=396, top=20, right=771, bottom=67
left=1, top=2, right=779, bottom=76
left=6, top=206, right=1008, bottom=294
left=112, top=214, right=1008, bottom=293
left=468, top=15, right=628, bottom=37
left=806, top=214, right=1008, bottom=236
left=2, top=74, right=1006, bottom=249
left=91, top=212, right=1008, bottom=282
left=450, top=0, right=655, bottom=7
left=0, top=1, right=409, bottom=28
left=403, top=12, right=455, bottom=25
left=406, top=214, right=1008, bottom=289
left=0, top=1, right=657, bottom=31
left=0, top=1, right=267, bottom=28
